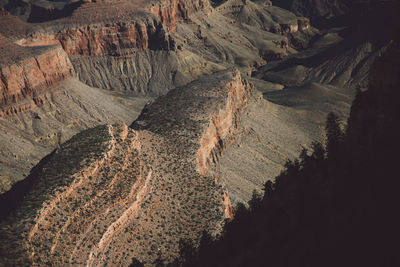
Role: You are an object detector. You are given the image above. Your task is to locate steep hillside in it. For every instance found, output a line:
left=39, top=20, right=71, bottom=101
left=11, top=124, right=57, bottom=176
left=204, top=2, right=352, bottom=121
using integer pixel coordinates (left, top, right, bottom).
left=252, top=0, right=400, bottom=121
left=0, top=69, right=253, bottom=265
left=0, top=34, right=74, bottom=106
left=1, top=0, right=314, bottom=93
left=173, top=38, right=400, bottom=267
left=212, top=0, right=400, bottom=206
left=0, top=64, right=356, bottom=264
left=0, top=78, right=150, bottom=193
left=0, top=0, right=316, bottom=192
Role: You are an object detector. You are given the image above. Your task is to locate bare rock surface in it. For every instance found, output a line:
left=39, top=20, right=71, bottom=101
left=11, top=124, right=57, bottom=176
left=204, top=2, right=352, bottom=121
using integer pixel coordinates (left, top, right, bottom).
left=1, top=0, right=314, bottom=93
left=219, top=80, right=352, bottom=204
left=0, top=35, right=74, bottom=106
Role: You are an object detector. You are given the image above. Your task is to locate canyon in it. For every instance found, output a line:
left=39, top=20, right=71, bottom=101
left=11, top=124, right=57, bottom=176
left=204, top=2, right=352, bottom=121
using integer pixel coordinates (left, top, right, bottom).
left=0, top=0, right=314, bottom=193
left=0, top=0, right=398, bottom=265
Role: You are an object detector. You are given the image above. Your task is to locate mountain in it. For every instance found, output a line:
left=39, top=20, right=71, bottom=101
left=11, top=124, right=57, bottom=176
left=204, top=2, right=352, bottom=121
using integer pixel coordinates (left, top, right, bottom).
left=0, top=0, right=316, bottom=193
left=172, top=37, right=400, bottom=267
left=0, top=0, right=398, bottom=265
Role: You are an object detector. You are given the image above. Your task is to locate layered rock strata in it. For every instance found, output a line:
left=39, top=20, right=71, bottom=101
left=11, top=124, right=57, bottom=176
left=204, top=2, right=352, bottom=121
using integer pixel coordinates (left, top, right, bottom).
left=0, top=17, right=150, bottom=192
left=1, top=0, right=314, bottom=94
left=150, top=0, right=212, bottom=30
left=0, top=0, right=317, bottom=194
left=0, top=69, right=253, bottom=265
left=15, top=15, right=173, bottom=56
left=0, top=78, right=150, bottom=194
left=0, top=37, right=74, bottom=106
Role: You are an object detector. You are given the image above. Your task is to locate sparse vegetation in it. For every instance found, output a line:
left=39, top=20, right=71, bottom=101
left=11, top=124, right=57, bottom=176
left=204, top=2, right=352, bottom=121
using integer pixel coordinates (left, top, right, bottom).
left=161, top=51, right=400, bottom=266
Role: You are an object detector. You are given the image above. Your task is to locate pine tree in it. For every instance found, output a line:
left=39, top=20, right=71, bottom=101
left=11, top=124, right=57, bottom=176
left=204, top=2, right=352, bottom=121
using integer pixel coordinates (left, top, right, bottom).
left=325, top=112, right=344, bottom=158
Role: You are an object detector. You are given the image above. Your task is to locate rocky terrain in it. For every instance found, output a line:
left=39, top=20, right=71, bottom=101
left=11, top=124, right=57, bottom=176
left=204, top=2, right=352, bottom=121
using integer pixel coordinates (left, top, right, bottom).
left=1, top=0, right=398, bottom=265
left=0, top=0, right=314, bottom=192
left=272, top=0, right=349, bottom=22
left=1, top=69, right=254, bottom=265
left=0, top=13, right=150, bottom=191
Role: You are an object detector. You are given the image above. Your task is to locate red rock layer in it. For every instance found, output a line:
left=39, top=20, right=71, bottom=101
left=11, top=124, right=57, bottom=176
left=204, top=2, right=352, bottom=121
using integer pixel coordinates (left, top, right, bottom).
left=150, top=0, right=211, bottom=30
left=0, top=44, right=74, bottom=106
left=16, top=19, right=171, bottom=56
left=196, top=71, right=253, bottom=177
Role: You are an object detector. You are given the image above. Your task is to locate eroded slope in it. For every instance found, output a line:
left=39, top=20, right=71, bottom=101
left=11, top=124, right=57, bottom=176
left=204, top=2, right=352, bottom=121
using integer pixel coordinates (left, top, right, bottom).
left=0, top=78, right=150, bottom=193
left=0, top=69, right=254, bottom=265
left=0, top=0, right=316, bottom=192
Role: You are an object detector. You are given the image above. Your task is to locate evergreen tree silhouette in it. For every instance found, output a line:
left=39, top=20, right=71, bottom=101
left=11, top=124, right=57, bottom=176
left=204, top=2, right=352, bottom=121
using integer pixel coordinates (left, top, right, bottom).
left=325, top=112, right=344, bottom=159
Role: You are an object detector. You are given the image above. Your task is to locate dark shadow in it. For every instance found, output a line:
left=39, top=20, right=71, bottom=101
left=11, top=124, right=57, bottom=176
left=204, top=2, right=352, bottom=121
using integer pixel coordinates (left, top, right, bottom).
left=0, top=149, right=55, bottom=221
left=27, top=0, right=83, bottom=23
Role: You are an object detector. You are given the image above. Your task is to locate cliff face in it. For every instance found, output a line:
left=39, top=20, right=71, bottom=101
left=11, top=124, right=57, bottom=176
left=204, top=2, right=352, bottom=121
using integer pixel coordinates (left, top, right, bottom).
left=150, top=0, right=211, bottom=30
left=197, top=74, right=252, bottom=177
left=0, top=12, right=74, bottom=107
left=0, top=0, right=320, bottom=196
left=1, top=0, right=314, bottom=95
left=5, top=1, right=218, bottom=93
left=0, top=8, right=153, bottom=192
left=70, top=49, right=223, bottom=93
left=0, top=45, right=74, bottom=106
left=0, top=69, right=253, bottom=266
left=0, top=77, right=150, bottom=194
left=1, top=1, right=387, bottom=265
left=16, top=17, right=172, bottom=56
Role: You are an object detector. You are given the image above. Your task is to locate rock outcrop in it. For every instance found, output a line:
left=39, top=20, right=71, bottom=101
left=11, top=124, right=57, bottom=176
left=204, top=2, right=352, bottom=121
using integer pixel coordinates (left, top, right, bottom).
left=255, top=0, right=400, bottom=90
left=1, top=0, right=315, bottom=94
left=15, top=15, right=172, bottom=56
left=217, top=0, right=310, bottom=34
left=0, top=69, right=254, bottom=265
left=0, top=38, right=74, bottom=106
left=150, top=0, right=212, bottom=30
left=0, top=77, right=150, bottom=194
left=0, top=9, right=152, bottom=192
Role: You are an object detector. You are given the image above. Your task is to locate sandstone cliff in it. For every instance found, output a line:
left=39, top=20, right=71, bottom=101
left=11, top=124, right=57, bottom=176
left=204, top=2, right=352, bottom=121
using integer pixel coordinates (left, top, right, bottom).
left=0, top=77, right=150, bottom=194
left=0, top=39, right=74, bottom=106
left=1, top=0, right=314, bottom=94
left=15, top=15, right=172, bottom=55
left=0, top=1, right=397, bottom=266
left=150, top=0, right=212, bottom=30
left=0, top=16, right=150, bottom=193
left=0, top=63, right=351, bottom=264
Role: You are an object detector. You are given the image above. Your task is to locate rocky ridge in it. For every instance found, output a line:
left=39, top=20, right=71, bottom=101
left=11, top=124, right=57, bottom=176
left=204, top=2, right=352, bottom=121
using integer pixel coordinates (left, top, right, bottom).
left=150, top=0, right=212, bottom=30
left=0, top=78, right=150, bottom=194
left=0, top=0, right=395, bottom=265
left=0, top=0, right=315, bottom=191
left=0, top=69, right=253, bottom=266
